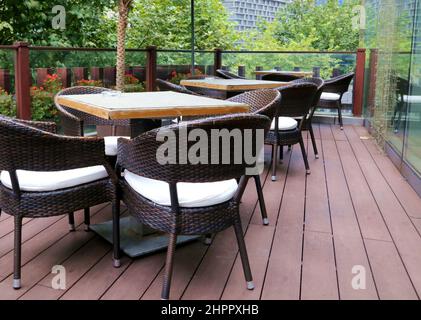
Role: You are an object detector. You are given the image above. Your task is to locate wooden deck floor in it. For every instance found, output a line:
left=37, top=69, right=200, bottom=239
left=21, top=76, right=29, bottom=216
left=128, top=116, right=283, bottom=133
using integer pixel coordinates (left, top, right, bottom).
left=1, top=124, right=421, bottom=300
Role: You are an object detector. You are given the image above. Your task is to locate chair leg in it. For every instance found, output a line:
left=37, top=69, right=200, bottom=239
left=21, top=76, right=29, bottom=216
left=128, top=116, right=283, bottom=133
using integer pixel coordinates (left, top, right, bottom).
left=279, top=145, right=284, bottom=162
left=84, top=208, right=90, bottom=232
left=299, top=137, right=311, bottom=174
left=253, top=175, right=269, bottom=225
left=233, top=218, right=254, bottom=290
left=204, top=234, right=213, bottom=245
left=271, top=144, right=278, bottom=181
left=309, top=125, right=319, bottom=159
left=13, top=215, right=23, bottom=289
left=112, top=200, right=121, bottom=268
left=161, top=233, right=177, bottom=300
left=337, top=101, right=343, bottom=130
left=68, top=213, right=75, bottom=231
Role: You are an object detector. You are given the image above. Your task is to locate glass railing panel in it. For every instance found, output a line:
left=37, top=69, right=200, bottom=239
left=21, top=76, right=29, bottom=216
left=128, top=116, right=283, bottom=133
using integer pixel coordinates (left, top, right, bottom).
left=157, top=50, right=214, bottom=83
left=0, top=48, right=16, bottom=117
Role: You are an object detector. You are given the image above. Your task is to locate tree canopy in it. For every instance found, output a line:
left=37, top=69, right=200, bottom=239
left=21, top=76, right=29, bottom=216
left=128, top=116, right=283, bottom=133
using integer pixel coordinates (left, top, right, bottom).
left=0, top=0, right=115, bottom=46
left=242, top=0, right=360, bottom=51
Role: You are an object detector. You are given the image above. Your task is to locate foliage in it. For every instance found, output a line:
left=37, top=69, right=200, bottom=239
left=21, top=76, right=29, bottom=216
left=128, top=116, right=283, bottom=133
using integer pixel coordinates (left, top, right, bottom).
left=0, top=87, right=16, bottom=117
left=122, top=73, right=144, bottom=91
left=226, top=0, right=360, bottom=79
left=123, top=83, right=144, bottom=92
left=30, top=73, right=62, bottom=121
left=76, top=79, right=104, bottom=86
left=0, top=0, right=115, bottom=46
left=124, top=73, right=139, bottom=85
left=168, top=68, right=203, bottom=84
left=115, top=0, right=240, bottom=50
left=243, top=0, right=360, bottom=52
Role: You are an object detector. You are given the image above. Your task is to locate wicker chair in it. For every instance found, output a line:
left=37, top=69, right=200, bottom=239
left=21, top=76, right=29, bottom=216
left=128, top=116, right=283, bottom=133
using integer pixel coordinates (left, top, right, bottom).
left=266, top=83, right=319, bottom=180
left=0, top=115, right=117, bottom=289
left=54, top=86, right=130, bottom=155
left=290, top=77, right=325, bottom=158
left=114, top=113, right=271, bottom=300
left=156, top=78, right=201, bottom=95
left=317, top=72, right=354, bottom=129
left=261, top=73, right=301, bottom=82
left=216, top=69, right=245, bottom=79
left=227, top=89, right=281, bottom=225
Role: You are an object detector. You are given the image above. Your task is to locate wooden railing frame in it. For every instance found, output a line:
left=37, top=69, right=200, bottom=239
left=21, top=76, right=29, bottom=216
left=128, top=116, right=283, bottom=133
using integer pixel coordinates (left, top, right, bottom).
left=0, top=44, right=366, bottom=119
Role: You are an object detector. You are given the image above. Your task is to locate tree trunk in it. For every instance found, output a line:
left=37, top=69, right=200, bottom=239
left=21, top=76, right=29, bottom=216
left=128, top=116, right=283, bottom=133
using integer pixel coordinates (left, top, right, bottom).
left=116, top=0, right=132, bottom=91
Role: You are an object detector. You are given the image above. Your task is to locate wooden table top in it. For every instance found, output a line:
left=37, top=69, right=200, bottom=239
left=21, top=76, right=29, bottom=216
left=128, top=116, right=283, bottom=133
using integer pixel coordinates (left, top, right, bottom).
left=56, top=91, right=250, bottom=120
left=254, top=70, right=313, bottom=77
left=180, top=78, right=287, bottom=91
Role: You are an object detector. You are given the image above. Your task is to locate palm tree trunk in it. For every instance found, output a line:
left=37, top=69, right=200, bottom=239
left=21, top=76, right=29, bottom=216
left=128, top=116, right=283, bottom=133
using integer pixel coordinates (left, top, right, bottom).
left=116, top=0, right=132, bottom=91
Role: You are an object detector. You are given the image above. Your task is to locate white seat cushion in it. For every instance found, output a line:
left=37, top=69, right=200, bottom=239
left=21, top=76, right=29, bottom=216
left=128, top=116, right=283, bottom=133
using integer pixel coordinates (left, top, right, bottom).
left=320, top=92, right=341, bottom=101
left=124, top=170, right=238, bottom=208
left=1, top=166, right=108, bottom=192
left=403, top=95, right=421, bottom=103
left=104, top=136, right=130, bottom=156
left=270, top=117, right=298, bottom=131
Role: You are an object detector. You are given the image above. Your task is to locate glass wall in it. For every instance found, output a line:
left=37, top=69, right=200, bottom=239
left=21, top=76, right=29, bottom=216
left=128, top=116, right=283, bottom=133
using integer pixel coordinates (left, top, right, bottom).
left=364, top=0, right=421, bottom=184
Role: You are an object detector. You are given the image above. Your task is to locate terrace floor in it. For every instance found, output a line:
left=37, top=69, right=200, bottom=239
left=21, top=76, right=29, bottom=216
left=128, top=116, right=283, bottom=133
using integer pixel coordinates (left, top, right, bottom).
left=1, top=124, right=421, bottom=300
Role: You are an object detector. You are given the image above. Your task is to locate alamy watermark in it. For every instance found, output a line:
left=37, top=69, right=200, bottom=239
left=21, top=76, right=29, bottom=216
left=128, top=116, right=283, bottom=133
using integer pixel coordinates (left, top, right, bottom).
left=52, top=5, right=66, bottom=30
left=51, top=265, right=66, bottom=290
left=156, top=126, right=266, bottom=176
left=351, top=265, right=366, bottom=290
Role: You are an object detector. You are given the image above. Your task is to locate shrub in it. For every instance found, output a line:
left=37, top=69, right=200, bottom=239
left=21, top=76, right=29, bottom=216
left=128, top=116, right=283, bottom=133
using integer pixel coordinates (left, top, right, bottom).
left=43, top=74, right=63, bottom=93
left=168, top=68, right=203, bottom=84
left=124, top=74, right=140, bottom=85
left=76, top=79, right=104, bottom=87
left=0, top=87, right=16, bottom=117
left=30, top=86, right=58, bottom=121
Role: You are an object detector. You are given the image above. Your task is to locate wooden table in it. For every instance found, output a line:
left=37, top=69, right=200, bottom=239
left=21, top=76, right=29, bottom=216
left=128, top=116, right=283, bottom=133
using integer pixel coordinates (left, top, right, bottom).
left=57, top=91, right=250, bottom=257
left=56, top=91, right=249, bottom=137
left=253, top=70, right=313, bottom=78
left=181, top=78, right=287, bottom=99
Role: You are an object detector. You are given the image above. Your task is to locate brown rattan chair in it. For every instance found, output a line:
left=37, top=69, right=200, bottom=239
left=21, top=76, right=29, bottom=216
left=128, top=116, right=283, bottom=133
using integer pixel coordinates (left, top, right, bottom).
left=0, top=115, right=117, bottom=289
left=114, top=113, right=271, bottom=300
left=261, top=73, right=301, bottom=82
left=216, top=69, right=245, bottom=79
left=156, top=78, right=201, bottom=95
left=54, top=86, right=130, bottom=156
left=290, top=77, right=325, bottom=158
left=267, top=82, right=319, bottom=180
left=317, top=72, right=354, bottom=129
left=227, top=89, right=281, bottom=225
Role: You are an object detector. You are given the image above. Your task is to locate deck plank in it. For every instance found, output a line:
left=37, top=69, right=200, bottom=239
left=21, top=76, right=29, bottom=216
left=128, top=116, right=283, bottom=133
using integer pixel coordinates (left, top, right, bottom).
left=365, top=239, right=418, bottom=300
left=261, top=146, right=305, bottom=299
left=335, top=139, right=391, bottom=241
left=355, top=126, right=421, bottom=219
left=301, top=231, right=338, bottom=299
left=344, top=125, right=421, bottom=297
left=321, top=126, right=378, bottom=299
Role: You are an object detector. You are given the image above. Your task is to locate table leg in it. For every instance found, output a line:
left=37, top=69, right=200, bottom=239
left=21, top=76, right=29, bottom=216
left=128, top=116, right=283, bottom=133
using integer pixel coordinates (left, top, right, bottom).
left=90, top=118, right=199, bottom=258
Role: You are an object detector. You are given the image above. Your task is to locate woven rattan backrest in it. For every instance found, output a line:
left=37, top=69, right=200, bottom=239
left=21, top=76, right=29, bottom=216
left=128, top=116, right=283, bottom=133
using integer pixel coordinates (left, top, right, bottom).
left=0, top=115, right=105, bottom=172
left=227, top=89, right=281, bottom=120
left=276, top=82, right=318, bottom=118
left=215, top=69, right=245, bottom=79
left=156, top=79, right=199, bottom=95
left=117, top=113, right=271, bottom=183
left=322, top=72, right=354, bottom=95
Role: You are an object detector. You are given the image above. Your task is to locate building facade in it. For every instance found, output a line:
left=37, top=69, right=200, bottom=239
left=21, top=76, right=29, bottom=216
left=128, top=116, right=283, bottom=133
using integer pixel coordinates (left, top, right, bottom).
left=222, top=0, right=291, bottom=30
